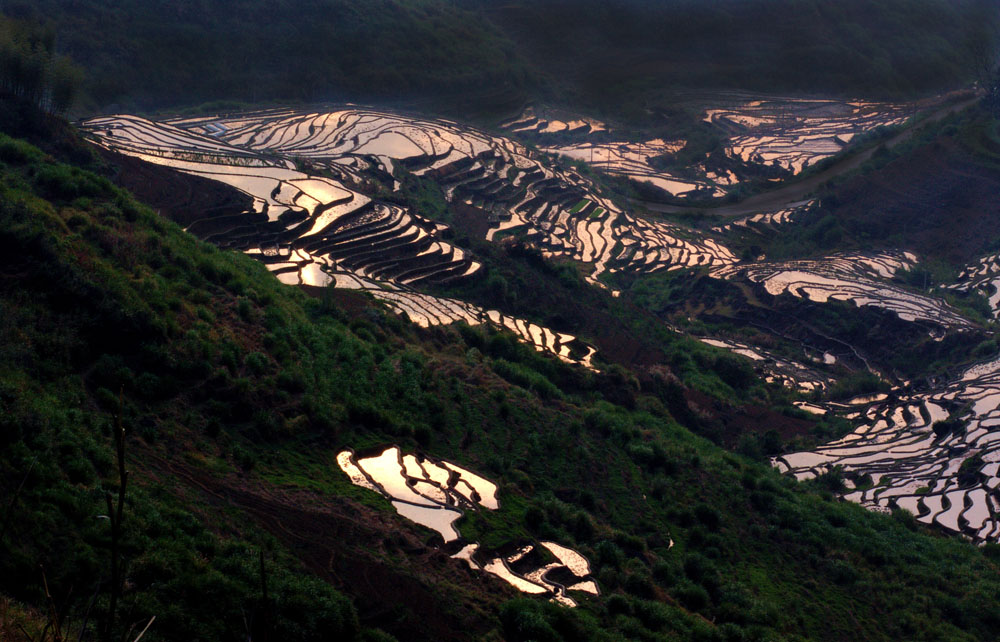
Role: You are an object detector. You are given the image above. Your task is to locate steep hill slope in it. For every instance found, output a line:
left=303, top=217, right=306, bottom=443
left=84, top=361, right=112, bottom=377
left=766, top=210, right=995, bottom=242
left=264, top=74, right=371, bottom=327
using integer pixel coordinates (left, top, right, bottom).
left=764, top=112, right=1000, bottom=267
left=4, top=118, right=1000, bottom=642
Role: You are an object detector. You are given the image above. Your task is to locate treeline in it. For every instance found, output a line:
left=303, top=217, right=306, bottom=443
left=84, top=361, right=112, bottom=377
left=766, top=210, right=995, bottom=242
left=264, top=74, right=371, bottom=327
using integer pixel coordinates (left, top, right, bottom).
left=3, top=0, right=532, bottom=116
left=3, top=0, right=997, bottom=119
left=0, top=15, right=82, bottom=114
left=471, top=0, right=1000, bottom=114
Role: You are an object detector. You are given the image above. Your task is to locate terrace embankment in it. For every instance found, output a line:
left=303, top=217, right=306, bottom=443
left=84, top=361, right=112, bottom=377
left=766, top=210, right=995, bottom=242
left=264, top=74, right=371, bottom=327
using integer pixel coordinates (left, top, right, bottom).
left=96, top=145, right=254, bottom=227
left=80, top=108, right=747, bottom=369
left=627, top=255, right=986, bottom=385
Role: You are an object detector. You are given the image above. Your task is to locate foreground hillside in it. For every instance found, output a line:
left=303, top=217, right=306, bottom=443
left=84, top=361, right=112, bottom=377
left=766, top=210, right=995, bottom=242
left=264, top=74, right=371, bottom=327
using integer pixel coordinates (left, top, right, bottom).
left=3, top=120, right=1000, bottom=641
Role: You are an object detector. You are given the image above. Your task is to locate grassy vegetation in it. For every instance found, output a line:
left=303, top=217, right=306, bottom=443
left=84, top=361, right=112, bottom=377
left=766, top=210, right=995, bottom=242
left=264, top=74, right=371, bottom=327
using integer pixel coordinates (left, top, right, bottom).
left=4, top=116, right=1000, bottom=641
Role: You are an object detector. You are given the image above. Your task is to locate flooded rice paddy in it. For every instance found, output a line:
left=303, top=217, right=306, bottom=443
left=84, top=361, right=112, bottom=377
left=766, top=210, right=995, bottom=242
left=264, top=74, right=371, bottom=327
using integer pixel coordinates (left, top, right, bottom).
left=948, top=253, right=1000, bottom=318
left=712, top=252, right=973, bottom=333
left=775, top=355, right=1000, bottom=542
left=499, top=106, right=608, bottom=136
left=504, top=98, right=909, bottom=199
left=704, top=98, right=909, bottom=175
left=338, top=446, right=598, bottom=606
left=712, top=200, right=816, bottom=236
left=81, top=110, right=637, bottom=367
left=84, top=104, right=1000, bottom=545
left=540, top=138, right=726, bottom=199
left=82, top=108, right=745, bottom=364
left=704, top=247, right=1000, bottom=539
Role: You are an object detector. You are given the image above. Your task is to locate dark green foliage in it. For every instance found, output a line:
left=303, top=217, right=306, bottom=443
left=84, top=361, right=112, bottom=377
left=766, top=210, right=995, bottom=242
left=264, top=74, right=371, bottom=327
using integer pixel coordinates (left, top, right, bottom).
left=0, top=15, right=83, bottom=114
left=501, top=599, right=563, bottom=642
left=32, top=163, right=112, bottom=200
left=5, top=0, right=997, bottom=119
left=9, top=0, right=532, bottom=116
left=828, top=372, right=888, bottom=400
left=470, top=0, right=999, bottom=117
left=5, top=129, right=1000, bottom=642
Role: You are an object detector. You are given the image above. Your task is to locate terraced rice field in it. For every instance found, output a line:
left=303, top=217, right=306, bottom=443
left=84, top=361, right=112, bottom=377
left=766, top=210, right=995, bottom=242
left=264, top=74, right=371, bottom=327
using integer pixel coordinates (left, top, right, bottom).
left=705, top=99, right=909, bottom=174
left=948, top=254, right=1000, bottom=318
left=82, top=108, right=739, bottom=362
left=775, top=356, right=1000, bottom=542
left=712, top=252, right=973, bottom=333
left=82, top=103, right=1000, bottom=551
left=504, top=98, right=908, bottom=200
left=698, top=338, right=833, bottom=393
left=499, top=106, right=608, bottom=136
left=540, top=138, right=727, bottom=199
left=80, top=111, right=628, bottom=367
left=499, top=106, right=725, bottom=199
left=711, top=200, right=816, bottom=236
left=338, top=446, right=599, bottom=606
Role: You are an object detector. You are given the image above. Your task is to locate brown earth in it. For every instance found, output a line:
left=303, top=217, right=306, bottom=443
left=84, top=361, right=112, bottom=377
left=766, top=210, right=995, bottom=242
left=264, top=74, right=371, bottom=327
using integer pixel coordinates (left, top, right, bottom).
left=450, top=202, right=495, bottom=241
left=95, top=146, right=253, bottom=228
left=301, top=285, right=384, bottom=320
left=684, top=388, right=815, bottom=448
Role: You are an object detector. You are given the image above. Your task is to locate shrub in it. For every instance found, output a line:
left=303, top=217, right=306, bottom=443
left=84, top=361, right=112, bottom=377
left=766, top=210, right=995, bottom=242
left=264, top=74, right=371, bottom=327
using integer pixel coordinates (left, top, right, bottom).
left=490, top=358, right=562, bottom=400
left=675, top=580, right=710, bottom=611
left=625, top=572, right=655, bottom=598
left=33, top=164, right=111, bottom=200
left=606, top=594, right=631, bottom=616
left=499, top=600, right=561, bottom=642
left=694, top=503, right=721, bottom=529
left=0, top=134, right=42, bottom=164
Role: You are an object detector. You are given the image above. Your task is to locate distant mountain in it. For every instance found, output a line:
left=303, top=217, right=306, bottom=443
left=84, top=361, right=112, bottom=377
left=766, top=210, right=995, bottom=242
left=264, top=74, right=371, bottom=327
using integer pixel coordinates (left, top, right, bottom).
left=5, top=0, right=998, bottom=118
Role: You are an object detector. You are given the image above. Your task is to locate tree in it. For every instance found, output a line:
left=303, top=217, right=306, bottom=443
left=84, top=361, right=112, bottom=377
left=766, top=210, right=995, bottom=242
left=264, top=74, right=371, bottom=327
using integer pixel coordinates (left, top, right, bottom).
left=0, top=16, right=83, bottom=114
left=985, top=65, right=1000, bottom=119
left=47, top=55, right=82, bottom=115
left=101, top=395, right=129, bottom=642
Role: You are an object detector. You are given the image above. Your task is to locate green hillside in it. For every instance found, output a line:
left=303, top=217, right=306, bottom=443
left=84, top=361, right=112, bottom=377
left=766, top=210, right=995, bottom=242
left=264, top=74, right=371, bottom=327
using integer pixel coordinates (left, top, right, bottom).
left=3, top=115, right=1000, bottom=642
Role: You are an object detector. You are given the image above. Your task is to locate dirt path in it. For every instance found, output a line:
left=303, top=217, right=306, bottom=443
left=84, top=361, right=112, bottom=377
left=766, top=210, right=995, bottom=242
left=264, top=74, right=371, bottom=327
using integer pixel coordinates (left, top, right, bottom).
left=634, top=95, right=981, bottom=219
